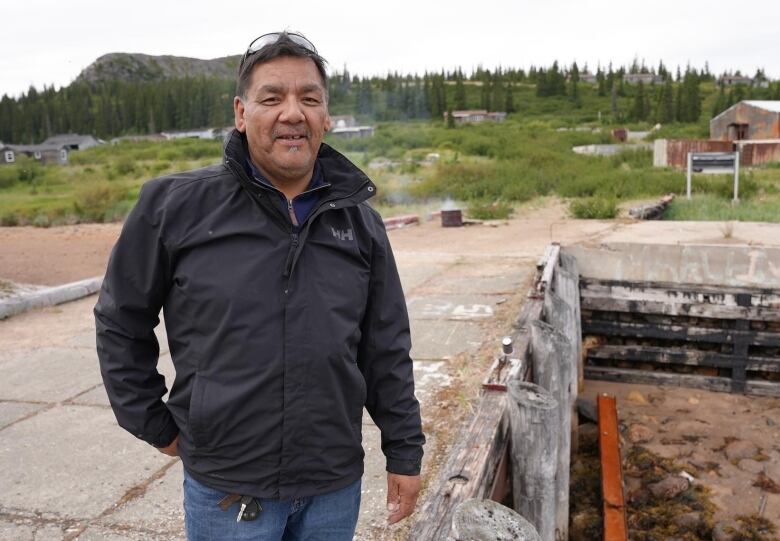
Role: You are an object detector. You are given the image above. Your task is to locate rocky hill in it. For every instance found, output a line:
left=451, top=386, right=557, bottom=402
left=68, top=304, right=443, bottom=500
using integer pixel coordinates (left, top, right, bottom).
left=76, top=53, right=240, bottom=85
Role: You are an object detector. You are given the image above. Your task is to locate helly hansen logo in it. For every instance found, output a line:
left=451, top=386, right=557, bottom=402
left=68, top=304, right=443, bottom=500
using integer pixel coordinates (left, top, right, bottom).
left=331, top=227, right=354, bottom=242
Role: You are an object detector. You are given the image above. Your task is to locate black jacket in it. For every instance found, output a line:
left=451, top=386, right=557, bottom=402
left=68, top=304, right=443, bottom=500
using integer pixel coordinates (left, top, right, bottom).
left=95, top=130, right=424, bottom=499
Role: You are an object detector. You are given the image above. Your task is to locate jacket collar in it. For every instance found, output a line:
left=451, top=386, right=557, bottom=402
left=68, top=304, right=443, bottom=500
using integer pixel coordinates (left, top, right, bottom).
left=223, top=129, right=375, bottom=205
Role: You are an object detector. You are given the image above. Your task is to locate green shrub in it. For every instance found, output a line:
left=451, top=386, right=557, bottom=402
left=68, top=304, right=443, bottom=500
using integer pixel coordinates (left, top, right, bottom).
left=113, top=156, right=138, bottom=176
left=467, top=201, right=513, bottom=220
left=73, top=183, right=129, bottom=222
left=0, top=211, right=19, bottom=226
left=569, top=197, right=618, bottom=219
left=0, top=166, right=17, bottom=188
left=32, top=214, right=51, bottom=228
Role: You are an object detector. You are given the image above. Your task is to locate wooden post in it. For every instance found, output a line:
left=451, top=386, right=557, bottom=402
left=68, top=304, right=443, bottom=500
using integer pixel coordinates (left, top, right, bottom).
left=734, top=150, right=740, bottom=203
left=531, top=320, right=573, bottom=541
left=556, top=254, right=583, bottom=393
left=508, top=380, right=559, bottom=541
left=686, top=152, right=693, bottom=199
left=544, top=289, right=580, bottom=455
left=452, top=499, right=541, bottom=541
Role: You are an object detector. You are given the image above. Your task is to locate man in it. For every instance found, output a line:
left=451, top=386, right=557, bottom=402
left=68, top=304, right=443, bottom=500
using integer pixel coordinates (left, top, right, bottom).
left=95, top=31, right=424, bottom=541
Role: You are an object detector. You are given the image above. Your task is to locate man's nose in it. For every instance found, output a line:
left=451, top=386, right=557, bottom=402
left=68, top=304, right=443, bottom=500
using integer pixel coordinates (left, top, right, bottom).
left=279, top=96, right=305, bottom=123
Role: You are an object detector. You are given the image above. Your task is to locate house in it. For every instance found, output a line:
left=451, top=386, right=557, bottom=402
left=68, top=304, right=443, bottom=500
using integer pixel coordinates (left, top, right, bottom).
left=329, top=125, right=374, bottom=139
left=443, top=110, right=507, bottom=123
left=110, top=134, right=168, bottom=145
left=579, top=72, right=598, bottom=84
left=710, top=101, right=780, bottom=141
left=330, top=115, right=357, bottom=129
left=624, top=73, right=663, bottom=85
left=41, top=133, right=101, bottom=151
left=719, top=75, right=753, bottom=87
left=14, top=144, right=69, bottom=165
left=1, top=145, right=15, bottom=165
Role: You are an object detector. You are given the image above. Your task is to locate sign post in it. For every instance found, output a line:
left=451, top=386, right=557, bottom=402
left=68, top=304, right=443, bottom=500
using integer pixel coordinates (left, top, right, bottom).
left=686, top=151, right=740, bottom=202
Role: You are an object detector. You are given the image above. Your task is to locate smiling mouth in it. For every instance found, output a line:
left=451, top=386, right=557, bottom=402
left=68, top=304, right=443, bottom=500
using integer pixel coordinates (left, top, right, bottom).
left=275, top=134, right=308, bottom=141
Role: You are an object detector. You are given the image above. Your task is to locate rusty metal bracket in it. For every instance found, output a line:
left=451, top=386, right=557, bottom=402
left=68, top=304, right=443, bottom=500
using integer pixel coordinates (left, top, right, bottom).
left=598, top=393, right=628, bottom=541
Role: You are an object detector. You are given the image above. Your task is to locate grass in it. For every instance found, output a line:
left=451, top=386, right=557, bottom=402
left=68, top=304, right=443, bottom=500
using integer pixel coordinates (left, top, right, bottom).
left=0, top=139, right=221, bottom=226
left=3, top=83, right=780, bottom=227
left=665, top=195, right=780, bottom=223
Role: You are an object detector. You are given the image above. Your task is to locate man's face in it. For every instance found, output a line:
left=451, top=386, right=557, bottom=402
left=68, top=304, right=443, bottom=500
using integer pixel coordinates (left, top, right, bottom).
left=234, top=56, right=331, bottom=187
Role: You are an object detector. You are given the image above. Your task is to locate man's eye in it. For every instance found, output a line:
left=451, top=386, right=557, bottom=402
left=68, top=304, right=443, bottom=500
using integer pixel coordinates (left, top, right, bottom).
left=303, top=97, right=320, bottom=104
left=261, top=97, right=280, bottom=105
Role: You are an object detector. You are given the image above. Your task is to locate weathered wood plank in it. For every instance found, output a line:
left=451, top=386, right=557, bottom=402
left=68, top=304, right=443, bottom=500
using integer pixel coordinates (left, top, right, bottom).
left=586, top=366, right=780, bottom=396
left=508, top=381, right=559, bottom=541
left=587, top=345, right=780, bottom=372
left=580, top=295, right=780, bottom=322
left=582, top=319, right=780, bottom=347
left=580, top=277, right=780, bottom=300
left=530, top=320, right=572, bottom=541
left=585, top=366, right=733, bottom=393
left=407, top=392, right=509, bottom=541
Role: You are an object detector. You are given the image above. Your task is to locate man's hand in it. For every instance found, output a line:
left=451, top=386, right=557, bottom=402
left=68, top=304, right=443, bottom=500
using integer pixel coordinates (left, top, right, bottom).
left=386, top=472, right=421, bottom=525
left=157, top=434, right=179, bottom=457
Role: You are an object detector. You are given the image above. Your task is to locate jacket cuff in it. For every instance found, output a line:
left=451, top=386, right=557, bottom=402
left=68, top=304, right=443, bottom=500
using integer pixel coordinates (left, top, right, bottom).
left=149, top=416, right=179, bottom=448
left=386, top=457, right=422, bottom=476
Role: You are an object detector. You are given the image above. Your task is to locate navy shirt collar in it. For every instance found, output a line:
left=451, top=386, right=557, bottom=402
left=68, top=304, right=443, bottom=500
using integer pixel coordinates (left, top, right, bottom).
left=245, top=157, right=326, bottom=197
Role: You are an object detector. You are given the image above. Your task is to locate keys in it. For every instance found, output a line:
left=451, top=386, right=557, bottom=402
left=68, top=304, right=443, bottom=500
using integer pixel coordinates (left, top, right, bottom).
left=236, top=495, right=261, bottom=522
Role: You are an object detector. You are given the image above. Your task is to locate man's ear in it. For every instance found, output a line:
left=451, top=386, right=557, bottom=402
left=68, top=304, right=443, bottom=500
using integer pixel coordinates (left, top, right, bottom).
left=233, top=96, right=246, bottom=133
left=324, top=114, right=332, bottom=133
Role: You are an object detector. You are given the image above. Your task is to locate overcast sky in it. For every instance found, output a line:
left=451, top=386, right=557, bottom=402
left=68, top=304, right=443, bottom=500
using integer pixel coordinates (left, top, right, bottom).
left=3, top=0, right=779, bottom=98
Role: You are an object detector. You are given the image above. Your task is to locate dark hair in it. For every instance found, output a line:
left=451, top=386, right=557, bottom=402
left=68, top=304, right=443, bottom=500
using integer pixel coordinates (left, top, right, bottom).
left=236, top=33, right=329, bottom=100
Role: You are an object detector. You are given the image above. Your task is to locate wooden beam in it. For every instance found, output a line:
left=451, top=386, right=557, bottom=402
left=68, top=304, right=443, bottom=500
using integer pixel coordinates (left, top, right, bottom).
left=580, top=295, right=780, bottom=322
left=582, top=319, right=780, bottom=347
left=586, top=366, right=733, bottom=393
left=587, top=345, right=780, bottom=373
left=580, top=277, right=780, bottom=299
left=407, top=392, right=509, bottom=540
left=598, top=394, right=629, bottom=541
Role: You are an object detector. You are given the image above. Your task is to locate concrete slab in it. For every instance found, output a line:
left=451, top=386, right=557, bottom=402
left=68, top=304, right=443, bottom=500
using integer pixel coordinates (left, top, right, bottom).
left=396, top=263, right=450, bottom=293
left=0, top=405, right=170, bottom=519
left=412, top=360, right=451, bottom=404
left=406, top=295, right=504, bottom=321
left=0, top=401, right=46, bottom=429
left=100, top=462, right=183, bottom=535
left=418, top=274, right=524, bottom=296
left=69, top=353, right=175, bottom=407
left=0, top=519, right=35, bottom=541
left=410, top=320, right=484, bottom=360
left=0, top=347, right=101, bottom=402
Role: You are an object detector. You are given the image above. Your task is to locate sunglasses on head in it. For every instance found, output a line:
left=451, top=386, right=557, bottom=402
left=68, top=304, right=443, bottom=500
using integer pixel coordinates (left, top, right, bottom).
left=240, top=32, right=318, bottom=69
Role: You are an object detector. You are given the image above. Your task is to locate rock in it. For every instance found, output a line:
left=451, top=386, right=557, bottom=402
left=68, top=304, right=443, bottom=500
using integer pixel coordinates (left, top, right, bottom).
left=627, top=423, right=654, bottom=443
left=724, top=439, right=758, bottom=461
left=570, top=510, right=598, bottom=541
left=766, top=416, right=776, bottom=427
left=624, top=476, right=643, bottom=503
left=578, top=422, right=598, bottom=447
left=688, top=397, right=700, bottom=405
left=712, top=519, right=740, bottom=541
left=576, top=397, right=598, bottom=423
left=738, top=458, right=764, bottom=474
left=627, top=391, right=648, bottom=405
left=765, top=462, right=780, bottom=484
left=648, top=476, right=689, bottom=499
left=674, top=511, right=702, bottom=530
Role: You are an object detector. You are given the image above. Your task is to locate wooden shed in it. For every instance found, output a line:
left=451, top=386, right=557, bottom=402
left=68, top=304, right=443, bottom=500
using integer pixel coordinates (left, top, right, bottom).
left=710, top=100, right=780, bottom=141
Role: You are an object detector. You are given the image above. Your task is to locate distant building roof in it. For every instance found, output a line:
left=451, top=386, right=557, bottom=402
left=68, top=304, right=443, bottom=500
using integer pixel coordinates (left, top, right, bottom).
left=41, top=134, right=100, bottom=148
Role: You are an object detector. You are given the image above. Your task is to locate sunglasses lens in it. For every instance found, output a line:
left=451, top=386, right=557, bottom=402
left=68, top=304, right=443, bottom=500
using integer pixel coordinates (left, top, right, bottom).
left=246, top=32, right=316, bottom=55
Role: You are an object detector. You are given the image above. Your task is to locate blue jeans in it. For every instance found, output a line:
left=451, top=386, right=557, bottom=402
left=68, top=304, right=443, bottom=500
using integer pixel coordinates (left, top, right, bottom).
left=183, top=469, right=361, bottom=541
